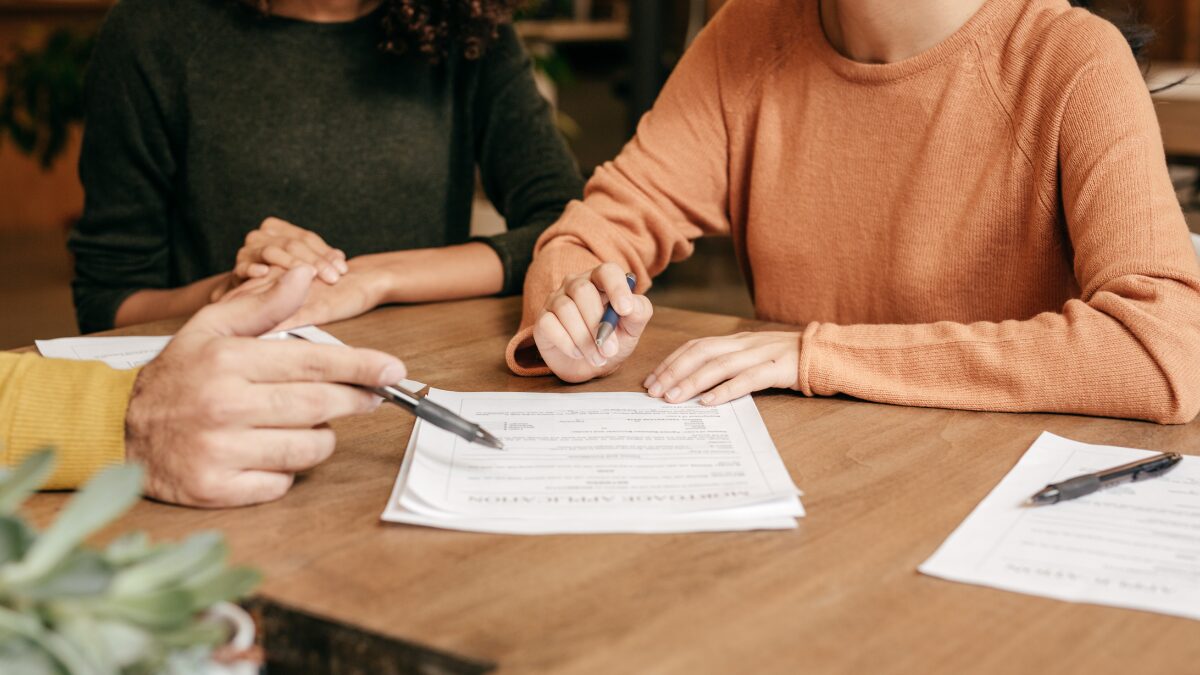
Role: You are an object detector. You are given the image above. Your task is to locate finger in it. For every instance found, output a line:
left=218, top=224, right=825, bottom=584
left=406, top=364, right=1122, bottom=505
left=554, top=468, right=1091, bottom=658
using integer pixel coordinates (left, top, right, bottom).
left=564, top=278, right=606, bottom=330
left=246, top=383, right=382, bottom=426
left=645, top=337, right=697, bottom=392
left=289, top=242, right=342, bottom=283
left=233, top=260, right=271, bottom=279
left=183, top=266, right=316, bottom=337
left=591, top=263, right=636, bottom=316
left=232, top=341, right=407, bottom=386
left=260, top=243, right=339, bottom=283
left=331, top=250, right=349, bottom=274
left=663, top=349, right=760, bottom=404
left=648, top=338, right=742, bottom=398
left=700, top=362, right=779, bottom=406
left=534, top=311, right=584, bottom=360
left=208, top=471, right=296, bottom=508
left=550, top=296, right=608, bottom=368
left=235, top=428, right=338, bottom=472
left=616, top=294, right=654, bottom=340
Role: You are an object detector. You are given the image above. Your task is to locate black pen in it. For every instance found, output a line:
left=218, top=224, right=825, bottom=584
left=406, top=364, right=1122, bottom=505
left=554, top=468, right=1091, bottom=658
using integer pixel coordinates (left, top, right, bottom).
left=1026, top=452, right=1182, bottom=506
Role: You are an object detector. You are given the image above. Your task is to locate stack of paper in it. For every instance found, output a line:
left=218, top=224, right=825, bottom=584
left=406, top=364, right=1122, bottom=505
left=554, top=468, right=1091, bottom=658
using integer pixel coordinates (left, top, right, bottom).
left=383, top=391, right=804, bottom=534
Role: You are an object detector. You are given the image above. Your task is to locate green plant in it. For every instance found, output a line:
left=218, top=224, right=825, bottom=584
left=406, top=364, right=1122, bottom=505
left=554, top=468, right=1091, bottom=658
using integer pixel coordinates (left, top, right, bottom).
left=0, top=28, right=95, bottom=168
left=0, top=450, right=261, bottom=674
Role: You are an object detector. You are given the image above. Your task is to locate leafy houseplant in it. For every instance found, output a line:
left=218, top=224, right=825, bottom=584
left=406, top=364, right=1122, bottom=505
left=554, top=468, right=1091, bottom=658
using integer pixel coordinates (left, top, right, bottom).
left=0, top=451, right=262, bottom=674
left=0, top=28, right=95, bottom=169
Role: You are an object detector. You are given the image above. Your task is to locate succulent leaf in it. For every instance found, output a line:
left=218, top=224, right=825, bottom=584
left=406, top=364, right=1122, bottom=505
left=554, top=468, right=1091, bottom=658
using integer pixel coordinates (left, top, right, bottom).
left=2, top=464, right=143, bottom=587
left=0, top=449, right=55, bottom=514
left=110, top=531, right=225, bottom=598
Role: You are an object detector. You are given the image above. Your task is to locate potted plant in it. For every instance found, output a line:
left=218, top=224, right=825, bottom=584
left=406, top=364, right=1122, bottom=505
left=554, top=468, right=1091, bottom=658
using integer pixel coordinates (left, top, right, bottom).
left=0, top=28, right=94, bottom=169
left=0, top=450, right=262, bottom=674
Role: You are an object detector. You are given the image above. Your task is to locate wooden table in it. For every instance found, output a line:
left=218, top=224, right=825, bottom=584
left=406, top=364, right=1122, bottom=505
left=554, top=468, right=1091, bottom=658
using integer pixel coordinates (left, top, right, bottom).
left=21, top=298, right=1200, bottom=673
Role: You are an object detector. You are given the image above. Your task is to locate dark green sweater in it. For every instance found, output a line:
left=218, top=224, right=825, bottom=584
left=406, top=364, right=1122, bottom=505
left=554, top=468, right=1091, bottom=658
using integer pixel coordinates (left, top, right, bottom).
left=70, top=0, right=583, bottom=333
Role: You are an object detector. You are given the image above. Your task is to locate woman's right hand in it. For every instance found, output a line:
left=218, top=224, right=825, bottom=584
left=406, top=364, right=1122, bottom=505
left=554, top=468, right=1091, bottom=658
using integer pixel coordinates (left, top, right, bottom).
left=235, top=217, right=349, bottom=284
left=533, top=263, right=654, bottom=383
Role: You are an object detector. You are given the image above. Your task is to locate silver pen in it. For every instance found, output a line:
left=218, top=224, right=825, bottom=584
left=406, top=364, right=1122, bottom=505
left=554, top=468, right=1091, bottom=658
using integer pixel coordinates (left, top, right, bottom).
left=371, top=384, right=504, bottom=449
left=290, top=332, right=503, bottom=449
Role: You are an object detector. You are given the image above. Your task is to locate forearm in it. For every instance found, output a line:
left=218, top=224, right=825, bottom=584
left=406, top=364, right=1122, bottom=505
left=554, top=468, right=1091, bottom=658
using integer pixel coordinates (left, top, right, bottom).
left=800, top=277, right=1200, bottom=424
left=0, top=353, right=138, bottom=489
left=358, top=242, right=505, bottom=304
left=114, top=274, right=230, bottom=328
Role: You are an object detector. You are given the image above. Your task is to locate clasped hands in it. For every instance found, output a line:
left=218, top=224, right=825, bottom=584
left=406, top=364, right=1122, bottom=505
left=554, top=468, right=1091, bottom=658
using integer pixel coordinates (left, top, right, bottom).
left=212, top=217, right=388, bottom=328
left=534, top=263, right=802, bottom=405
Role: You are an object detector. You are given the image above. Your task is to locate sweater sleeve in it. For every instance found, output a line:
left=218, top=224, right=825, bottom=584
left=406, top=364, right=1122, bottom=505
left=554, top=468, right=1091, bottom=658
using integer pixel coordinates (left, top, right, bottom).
left=797, top=52, right=1200, bottom=424
left=0, top=353, right=139, bottom=490
left=473, top=24, right=585, bottom=296
left=505, top=8, right=742, bottom=375
left=69, top=0, right=181, bottom=334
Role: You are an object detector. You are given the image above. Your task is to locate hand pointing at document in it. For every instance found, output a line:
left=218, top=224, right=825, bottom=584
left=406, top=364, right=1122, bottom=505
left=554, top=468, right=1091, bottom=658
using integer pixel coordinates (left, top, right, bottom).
left=124, top=266, right=406, bottom=508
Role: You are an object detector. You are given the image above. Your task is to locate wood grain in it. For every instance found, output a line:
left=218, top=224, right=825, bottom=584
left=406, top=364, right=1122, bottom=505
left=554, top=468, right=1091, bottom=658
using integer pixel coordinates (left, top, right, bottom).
left=20, top=298, right=1200, bottom=674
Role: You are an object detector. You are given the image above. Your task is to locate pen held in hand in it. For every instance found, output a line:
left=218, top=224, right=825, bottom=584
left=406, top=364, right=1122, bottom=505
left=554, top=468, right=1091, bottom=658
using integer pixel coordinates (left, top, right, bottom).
left=1026, top=451, right=1182, bottom=506
left=287, top=331, right=503, bottom=449
left=595, top=273, right=638, bottom=348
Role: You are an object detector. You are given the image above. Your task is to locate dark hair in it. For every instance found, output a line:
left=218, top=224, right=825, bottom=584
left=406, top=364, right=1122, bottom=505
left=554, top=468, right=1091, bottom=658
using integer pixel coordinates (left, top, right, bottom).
left=1067, top=0, right=1154, bottom=59
left=237, top=0, right=522, bottom=63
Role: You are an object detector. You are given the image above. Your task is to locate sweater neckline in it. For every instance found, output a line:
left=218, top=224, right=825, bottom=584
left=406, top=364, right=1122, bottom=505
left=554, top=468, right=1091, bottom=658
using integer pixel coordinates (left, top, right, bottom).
left=805, top=0, right=1017, bottom=84
left=261, top=3, right=386, bottom=32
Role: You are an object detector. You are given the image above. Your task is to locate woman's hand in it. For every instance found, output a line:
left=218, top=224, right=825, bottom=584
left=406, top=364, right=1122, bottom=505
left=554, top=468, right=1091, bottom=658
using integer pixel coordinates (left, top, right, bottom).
left=533, top=263, right=654, bottom=383
left=235, top=217, right=349, bottom=284
left=219, top=260, right=388, bottom=329
left=644, top=331, right=800, bottom=406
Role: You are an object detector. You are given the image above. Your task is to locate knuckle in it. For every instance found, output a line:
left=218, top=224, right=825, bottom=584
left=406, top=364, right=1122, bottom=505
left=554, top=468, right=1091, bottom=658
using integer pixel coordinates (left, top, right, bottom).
left=550, top=296, right=575, bottom=314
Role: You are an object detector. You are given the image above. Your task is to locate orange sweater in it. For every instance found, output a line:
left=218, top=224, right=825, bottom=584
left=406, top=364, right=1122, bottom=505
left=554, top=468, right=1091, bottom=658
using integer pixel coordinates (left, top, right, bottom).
left=507, top=0, right=1200, bottom=424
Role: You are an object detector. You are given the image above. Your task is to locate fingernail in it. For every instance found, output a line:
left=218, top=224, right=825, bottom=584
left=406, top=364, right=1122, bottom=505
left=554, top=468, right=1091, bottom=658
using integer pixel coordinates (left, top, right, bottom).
left=381, top=364, right=407, bottom=384
left=666, top=387, right=681, bottom=401
left=644, top=374, right=657, bottom=389
left=616, top=298, right=632, bottom=314
left=296, top=266, right=317, bottom=281
left=321, top=268, right=340, bottom=284
left=571, top=348, right=583, bottom=359
left=603, top=336, right=619, bottom=357
left=649, top=383, right=663, bottom=397
left=701, top=394, right=714, bottom=405
left=590, top=353, right=607, bottom=368
left=335, top=258, right=349, bottom=273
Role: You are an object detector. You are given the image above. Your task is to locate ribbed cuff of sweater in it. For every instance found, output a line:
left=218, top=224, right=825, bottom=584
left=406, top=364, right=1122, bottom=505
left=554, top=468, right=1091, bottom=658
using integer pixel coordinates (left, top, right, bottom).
left=2, top=354, right=140, bottom=490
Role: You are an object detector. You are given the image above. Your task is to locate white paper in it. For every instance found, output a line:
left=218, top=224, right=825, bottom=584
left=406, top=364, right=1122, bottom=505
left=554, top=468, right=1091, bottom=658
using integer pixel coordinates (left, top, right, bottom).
left=382, top=391, right=804, bottom=534
left=920, top=432, right=1200, bottom=621
left=36, top=326, right=424, bottom=392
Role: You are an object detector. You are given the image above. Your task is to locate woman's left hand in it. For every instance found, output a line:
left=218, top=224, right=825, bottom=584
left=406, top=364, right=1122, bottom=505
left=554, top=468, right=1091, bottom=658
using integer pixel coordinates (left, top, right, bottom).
left=643, top=331, right=801, bottom=406
left=218, top=260, right=388, bottom=329
left=274, top=265, right=388, bottom=329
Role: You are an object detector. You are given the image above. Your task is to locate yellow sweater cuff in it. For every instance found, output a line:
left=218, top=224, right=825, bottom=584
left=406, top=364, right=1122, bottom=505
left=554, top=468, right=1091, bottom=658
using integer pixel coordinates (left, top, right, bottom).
left=0, top=353, right=140, bottom=490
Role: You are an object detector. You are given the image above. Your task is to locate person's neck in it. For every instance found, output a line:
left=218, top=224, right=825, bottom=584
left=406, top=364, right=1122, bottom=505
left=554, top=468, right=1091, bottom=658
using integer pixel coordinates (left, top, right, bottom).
left=268, top=0, right=383, bottom=23
left=819, top=0, right=989, bottom=64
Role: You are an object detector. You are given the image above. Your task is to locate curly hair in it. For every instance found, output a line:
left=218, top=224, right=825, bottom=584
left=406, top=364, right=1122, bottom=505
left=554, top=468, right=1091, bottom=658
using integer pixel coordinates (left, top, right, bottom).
left=237, top=1, right=522, bottom=63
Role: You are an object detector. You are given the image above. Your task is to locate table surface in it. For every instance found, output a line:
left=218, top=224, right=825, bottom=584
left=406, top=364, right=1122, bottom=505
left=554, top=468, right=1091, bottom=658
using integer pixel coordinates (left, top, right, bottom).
left=21, top=298, right=1200, bottom=674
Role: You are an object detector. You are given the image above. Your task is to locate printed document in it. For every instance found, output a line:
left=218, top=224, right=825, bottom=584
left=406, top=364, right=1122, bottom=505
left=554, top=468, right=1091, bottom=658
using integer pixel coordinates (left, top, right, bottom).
left=383, top=391, right=804, bottom=534
left=920, top=432, right=1200, bottom=621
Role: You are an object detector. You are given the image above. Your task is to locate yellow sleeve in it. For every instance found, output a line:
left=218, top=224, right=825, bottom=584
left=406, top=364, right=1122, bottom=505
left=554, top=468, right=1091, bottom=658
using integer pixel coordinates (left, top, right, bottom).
left=0, top=353, right=141, bottom=489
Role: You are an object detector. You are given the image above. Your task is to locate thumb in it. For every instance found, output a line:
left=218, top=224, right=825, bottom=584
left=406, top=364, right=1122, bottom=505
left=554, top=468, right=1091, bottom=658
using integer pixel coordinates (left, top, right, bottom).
left=182, top=266, right=316, bottom=338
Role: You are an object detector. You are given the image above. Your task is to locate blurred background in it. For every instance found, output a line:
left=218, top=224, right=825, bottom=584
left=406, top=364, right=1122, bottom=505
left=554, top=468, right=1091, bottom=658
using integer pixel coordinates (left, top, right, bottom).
left=0, top=0, right=1196, bottom=349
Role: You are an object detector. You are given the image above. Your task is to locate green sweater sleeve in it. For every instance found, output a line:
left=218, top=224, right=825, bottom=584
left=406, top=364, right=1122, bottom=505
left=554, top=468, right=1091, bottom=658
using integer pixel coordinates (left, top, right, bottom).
left=69, top=0, right=183, bottom=334
left=0, top=353, right=139, bottom=490
left=473, top=24, right=584, bottom=295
